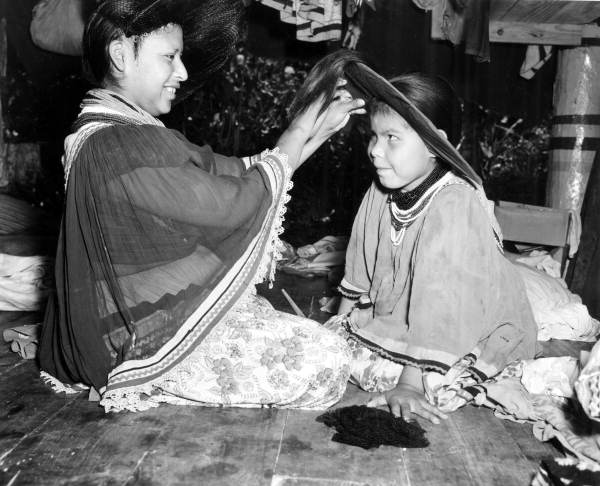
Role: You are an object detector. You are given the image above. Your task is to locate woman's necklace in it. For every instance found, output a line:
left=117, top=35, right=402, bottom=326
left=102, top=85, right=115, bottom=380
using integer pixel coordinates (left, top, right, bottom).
left=388, top=165, right=449, bottom=246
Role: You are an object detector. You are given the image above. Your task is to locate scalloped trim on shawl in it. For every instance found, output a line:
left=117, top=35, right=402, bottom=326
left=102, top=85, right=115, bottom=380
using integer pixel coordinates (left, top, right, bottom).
left=62, top=122, right=110, bottom=187
left=249, top=147, right=293, bottom=288
left=40, top=371, right=89, bottom=395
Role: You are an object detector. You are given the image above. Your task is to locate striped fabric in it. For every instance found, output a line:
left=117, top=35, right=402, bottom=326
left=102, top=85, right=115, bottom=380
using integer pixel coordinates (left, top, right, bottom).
left=257, top=0, right=342, bottom=42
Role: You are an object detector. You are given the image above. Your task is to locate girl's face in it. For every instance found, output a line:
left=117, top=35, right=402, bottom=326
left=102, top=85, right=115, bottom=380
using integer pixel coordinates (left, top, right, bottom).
left=368, top=110, right=436, bottom=191
left=120, top=24, right=188, bottom=116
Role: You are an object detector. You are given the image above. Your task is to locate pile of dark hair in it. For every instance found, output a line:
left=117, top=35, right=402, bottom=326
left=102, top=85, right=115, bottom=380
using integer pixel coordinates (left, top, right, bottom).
left=316, top=405, right=429, bottom=449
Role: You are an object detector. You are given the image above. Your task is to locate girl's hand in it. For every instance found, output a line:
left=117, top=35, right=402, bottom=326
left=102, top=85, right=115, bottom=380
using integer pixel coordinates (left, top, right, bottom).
left=347, top=306, right=371, bottom=329
left=367, top=383, right=449, bottom=425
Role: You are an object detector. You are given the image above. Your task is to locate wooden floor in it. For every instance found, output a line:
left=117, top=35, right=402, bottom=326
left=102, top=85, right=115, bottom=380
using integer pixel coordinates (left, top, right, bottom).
left=0, top=272, right=589, bottom=486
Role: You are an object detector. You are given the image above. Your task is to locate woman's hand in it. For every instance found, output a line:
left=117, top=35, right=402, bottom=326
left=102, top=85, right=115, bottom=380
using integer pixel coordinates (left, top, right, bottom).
left=368, top=383, right=449, bottom=424
left=308, top=80, right=366, bottom=141
left=278, top=79, right=365, bottom=170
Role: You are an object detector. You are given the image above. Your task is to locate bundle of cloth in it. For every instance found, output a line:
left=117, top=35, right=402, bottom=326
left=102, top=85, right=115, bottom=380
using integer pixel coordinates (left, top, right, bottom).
left=511, top=251, right=600, bottom=342
left=279, top=236, right=347, bottom=279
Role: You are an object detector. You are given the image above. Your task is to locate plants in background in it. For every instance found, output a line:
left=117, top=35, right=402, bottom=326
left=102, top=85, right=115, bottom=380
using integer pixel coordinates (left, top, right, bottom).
left=3, top=48, right=551, bottom=241
left=181, top=49, right=373, bottom=245
left=462, top=101, right=551, bottom=205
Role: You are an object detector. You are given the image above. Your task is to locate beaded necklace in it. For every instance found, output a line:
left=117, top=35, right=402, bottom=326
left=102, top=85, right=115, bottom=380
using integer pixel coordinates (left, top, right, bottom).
left=388, top=167, right=452, bottom=246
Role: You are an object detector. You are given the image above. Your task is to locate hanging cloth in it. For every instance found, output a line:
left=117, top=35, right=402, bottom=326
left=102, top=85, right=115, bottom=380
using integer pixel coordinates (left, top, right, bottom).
left=257, top=0, right=343, bottom=42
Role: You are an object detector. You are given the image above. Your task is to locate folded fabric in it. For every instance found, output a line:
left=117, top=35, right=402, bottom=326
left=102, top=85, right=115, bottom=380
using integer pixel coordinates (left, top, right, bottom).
left=521, top=357, right=580, bottom=399
left=520, top=45, right=554, bottom=80
left=0, top=254, right=52, bottom=311
left=280, top=250, right=346, bottom=278
left=2, top=324, right=40, bottom=360
left=423, top=354, right=480, bottom=413
left=515, top=263, right=600, bottom=342
left=296, top=236, right=348, bottom=258
left=468, top=359, right=600, bottom=465
left=316, top=405, right=429, bottom=449
left=517, top=250, right=562, bottom=279
left=278, top=240, right=297, bottom=262
left=257, top=0, right=343, bottom=42
left=575, top=339, right=600, bottom=422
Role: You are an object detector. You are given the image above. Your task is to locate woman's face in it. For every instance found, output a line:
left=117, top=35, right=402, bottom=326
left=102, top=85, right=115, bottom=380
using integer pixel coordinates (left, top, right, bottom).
left=368, top=110, right=436, bottom=191
left=120, top=24, right=188, bottom=116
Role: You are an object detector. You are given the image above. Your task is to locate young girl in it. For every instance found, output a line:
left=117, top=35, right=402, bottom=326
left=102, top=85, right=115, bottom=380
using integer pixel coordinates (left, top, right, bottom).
left=39, top=0, right=364, bottom=412
left=292, top=55, right=537, bottom=424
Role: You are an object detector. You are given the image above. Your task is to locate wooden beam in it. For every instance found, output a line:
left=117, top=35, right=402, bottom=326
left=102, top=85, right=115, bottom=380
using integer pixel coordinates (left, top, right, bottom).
left=0, top=17, right=6, bottom=189
left=491, top=0, right=600, bottom=25
left=430, top=2, right=600, bottom=46
left=490, top=20, right=584, bottom=45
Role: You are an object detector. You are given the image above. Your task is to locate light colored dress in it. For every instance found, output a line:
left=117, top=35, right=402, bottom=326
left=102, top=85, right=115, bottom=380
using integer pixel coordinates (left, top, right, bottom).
left=337, top=174, right=538, bottom=392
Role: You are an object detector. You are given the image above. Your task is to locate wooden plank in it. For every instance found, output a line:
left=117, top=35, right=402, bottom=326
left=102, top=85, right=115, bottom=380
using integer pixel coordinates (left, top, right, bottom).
left=540, top=339, right=594, bottom=358
left=491, top=0, right=600, bottom=25
left=0, top=400, right=286, bottom=485
left=0, top=17, right=6, bottom=189
left=273, top=405, right=409, bottom=485
left=403, top=406, right=541, bottom=485
left=502, top=420, right=557, bottom=464
left=582, top=23, right=600, bottom=41
left=490, top=20, right=583, bottom=45
left=0, top=355, right=82, bottom=470
left=431, top=2, right=600, bottom=46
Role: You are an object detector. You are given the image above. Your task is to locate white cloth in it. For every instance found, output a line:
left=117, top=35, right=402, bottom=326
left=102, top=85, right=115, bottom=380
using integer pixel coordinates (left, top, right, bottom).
left=521, top=356, right=580, bottom=399
left=514, top=262, right=600, bottom=342
left=0, top=254, right=51, bottom=311
left=575, top=339, right=600, bottom=422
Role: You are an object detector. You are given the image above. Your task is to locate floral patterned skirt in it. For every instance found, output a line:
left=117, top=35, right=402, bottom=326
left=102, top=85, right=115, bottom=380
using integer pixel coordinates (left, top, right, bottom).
left=155, top=294, right=352, bottom=409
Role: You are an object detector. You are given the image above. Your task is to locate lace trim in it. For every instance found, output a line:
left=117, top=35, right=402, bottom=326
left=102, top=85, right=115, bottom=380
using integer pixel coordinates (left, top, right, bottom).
left=63, top=122, right=110, bottom=187
left=251, top=147, right=293, bottom=288
left=100, top=383, right=160, bottom=412
left=40, top=371, right=89, bottom=395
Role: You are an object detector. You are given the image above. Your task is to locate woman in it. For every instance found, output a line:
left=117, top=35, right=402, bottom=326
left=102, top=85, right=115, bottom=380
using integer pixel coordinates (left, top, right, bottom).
left=292, top=53, right=538, bottom=424
left=39, top=0, right=364, bottom=412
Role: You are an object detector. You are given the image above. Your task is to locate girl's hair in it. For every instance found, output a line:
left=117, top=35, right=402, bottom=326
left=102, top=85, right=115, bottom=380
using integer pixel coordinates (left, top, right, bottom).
left=289, top=50, right=480, bottom=185
left=371, top=73, right=462, bottom=146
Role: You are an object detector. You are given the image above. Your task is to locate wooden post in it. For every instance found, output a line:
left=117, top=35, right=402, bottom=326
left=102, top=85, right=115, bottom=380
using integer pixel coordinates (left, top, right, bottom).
left=0, top=16, right=7, bottom=189
left=546, top=45, right=600, bottom=212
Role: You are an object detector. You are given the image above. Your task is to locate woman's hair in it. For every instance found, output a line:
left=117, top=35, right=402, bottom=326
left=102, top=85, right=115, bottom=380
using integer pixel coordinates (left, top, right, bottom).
left=371, top=74, right=462, bottom=146
left=82, top=1, right=182, bottom=87
left=83, top=0, right=244, bottom=92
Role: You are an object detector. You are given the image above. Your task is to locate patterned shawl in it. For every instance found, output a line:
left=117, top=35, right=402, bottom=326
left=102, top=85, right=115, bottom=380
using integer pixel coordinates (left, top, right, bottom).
left=40, top=89, right=292, bottom=411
